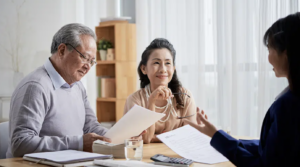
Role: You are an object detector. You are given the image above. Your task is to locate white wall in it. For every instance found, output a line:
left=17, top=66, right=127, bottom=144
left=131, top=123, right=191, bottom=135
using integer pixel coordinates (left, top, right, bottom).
left=0, top=0, right=112, bottom=119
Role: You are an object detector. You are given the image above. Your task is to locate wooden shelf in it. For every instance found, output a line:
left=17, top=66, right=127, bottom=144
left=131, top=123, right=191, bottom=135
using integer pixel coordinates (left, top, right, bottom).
left=95, top=20, right=137, bottom=122
left=97, top=60, right=116, bottom=65
left=97, top=98, right=116, bottom=102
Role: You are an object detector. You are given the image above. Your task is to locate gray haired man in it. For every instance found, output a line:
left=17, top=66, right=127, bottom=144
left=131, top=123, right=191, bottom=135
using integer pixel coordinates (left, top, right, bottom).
left=6, top=23, right=111, bottom=157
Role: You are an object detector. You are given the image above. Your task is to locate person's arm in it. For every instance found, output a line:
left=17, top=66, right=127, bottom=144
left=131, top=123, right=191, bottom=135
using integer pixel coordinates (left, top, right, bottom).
left=183, top=99, right=290, bottom=167
left=239, top=139, right=260, bottom=156
left=10, top=82, right=81, bottom=157
left=210, top=131, right=262, bottom=167
left=210, top=100, right=290, bottom=167
left=150, top=135, right=161, bottom=143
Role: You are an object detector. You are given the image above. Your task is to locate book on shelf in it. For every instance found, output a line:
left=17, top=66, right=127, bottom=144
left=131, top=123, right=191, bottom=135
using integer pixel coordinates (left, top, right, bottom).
left=97, top=77, right=116, bottom=98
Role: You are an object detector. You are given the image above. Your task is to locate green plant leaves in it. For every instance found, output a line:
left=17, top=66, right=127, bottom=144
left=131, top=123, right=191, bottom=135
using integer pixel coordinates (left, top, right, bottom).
left=98, top=39, right=113, bottom=50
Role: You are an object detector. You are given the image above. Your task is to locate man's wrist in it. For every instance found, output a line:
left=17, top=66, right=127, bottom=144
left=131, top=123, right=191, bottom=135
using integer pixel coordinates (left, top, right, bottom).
left=78, top=135, right=83, bottom=151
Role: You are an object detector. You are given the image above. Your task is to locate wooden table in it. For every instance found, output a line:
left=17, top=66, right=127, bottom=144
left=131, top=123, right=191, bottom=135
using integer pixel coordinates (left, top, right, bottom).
left=0, top=143, right=236, bottom=167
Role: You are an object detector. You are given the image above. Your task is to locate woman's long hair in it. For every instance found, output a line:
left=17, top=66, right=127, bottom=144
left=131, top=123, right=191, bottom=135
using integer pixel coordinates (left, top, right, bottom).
left=138, top=38, right=184, bottom=108
left=263, top=12, right=300, bottom=97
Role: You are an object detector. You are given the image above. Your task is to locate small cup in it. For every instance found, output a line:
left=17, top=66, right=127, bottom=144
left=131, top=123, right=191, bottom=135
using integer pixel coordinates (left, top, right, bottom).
left=124, top=139, right=143, bottom=161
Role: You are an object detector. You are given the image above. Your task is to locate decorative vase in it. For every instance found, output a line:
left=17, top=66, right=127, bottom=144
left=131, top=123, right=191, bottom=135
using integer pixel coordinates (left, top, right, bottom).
left=13, top=72, right=24, bottom=88
left=99, top=50, right=107, bottom=61
left=106, top=48, right=115, bottom=61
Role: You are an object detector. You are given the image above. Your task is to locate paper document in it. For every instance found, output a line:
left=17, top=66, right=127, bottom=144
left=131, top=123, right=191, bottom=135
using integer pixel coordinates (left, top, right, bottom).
left=24, top=150, right=112, bottom=163
left=94, top=159, right=169, bottom=167
left=157, top=125, right=228, bottom=164
left=104, top=105, right=165, bottom=144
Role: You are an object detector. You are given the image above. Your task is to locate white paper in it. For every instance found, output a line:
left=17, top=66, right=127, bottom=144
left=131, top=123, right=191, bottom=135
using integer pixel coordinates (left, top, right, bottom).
left=104, top=105, right=165, bottom=144
left=157, top=125, right=228, bottom=164
left=24, top=150, right=112, bottom=163
left=94, top=159, right=169, bottom=167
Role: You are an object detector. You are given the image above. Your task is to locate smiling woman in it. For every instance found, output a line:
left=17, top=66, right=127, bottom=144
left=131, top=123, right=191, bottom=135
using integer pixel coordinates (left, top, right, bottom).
left=123, top=38, right=207, bottom=144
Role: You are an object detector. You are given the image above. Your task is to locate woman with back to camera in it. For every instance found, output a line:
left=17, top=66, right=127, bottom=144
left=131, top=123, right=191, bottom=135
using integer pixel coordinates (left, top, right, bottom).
left=123, top=38, right=207, bottom=143
left=184, top=12, right=300, bottom=166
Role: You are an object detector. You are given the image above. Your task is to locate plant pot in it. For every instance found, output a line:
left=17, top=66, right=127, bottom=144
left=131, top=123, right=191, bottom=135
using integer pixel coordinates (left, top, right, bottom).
left=106, top=48, right=115, bottom=61
left=99, top=50, right=107, bottom=61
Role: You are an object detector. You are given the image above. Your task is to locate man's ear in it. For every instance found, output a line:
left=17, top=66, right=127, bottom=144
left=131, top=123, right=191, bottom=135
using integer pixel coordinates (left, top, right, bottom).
left=57, top=43, right=67, bottom=58
left=140, top=65, right=147, bottom=75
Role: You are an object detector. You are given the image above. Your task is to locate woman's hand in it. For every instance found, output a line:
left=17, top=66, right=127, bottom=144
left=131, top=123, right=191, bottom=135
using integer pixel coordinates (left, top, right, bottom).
left=146, top=86, right=172, bottom=143
left=131, top=130, right=147, bottom=140
left=183, top=109, right=217, bottom=138
left=148, top=86, right=173, bottom=102
left=197, top=107, right=208, bottom=125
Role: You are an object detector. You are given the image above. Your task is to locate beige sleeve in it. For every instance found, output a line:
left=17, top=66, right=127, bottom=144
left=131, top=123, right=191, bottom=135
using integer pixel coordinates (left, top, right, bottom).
left=123, top=93, right=142, bottom=115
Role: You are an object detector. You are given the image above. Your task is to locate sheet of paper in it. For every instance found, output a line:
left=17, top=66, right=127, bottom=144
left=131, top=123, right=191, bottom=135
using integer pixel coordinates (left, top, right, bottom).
left=94, top=159, right=170, bottom=167
left=104, top=104, right=165, bottom=144
left=157, top=125, right=228, bottom=164
left=24, top=150, right=112, bottom=163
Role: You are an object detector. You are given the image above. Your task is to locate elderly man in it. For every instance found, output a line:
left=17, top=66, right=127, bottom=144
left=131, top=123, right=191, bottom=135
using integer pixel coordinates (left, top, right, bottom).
left=6, top=23, right=112, bottom=157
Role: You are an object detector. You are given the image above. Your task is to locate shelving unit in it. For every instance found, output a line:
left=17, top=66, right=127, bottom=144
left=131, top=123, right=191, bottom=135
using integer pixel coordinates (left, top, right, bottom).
left=95, top=21, right=137, bottom=122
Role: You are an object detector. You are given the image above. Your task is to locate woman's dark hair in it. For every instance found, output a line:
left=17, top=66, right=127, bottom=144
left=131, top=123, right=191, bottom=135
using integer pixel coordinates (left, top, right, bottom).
left=138, top=38, right=184, bottom=108
left=263, top=12, right=300, bottom=96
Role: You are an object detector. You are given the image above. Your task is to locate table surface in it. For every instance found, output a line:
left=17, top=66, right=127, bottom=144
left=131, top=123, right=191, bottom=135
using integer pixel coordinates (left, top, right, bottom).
left=0, top=136, right=256, bottom=167
left=0, top=143, right=237, bottom=167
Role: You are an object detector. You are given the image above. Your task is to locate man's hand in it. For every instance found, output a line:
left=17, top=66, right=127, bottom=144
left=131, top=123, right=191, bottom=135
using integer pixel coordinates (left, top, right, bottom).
left=83, top=133, right=111, bottom=152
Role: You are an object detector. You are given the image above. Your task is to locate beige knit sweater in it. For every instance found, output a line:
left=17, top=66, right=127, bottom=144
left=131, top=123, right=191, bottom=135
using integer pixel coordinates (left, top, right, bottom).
left=123, top=87, right=197, bottom=136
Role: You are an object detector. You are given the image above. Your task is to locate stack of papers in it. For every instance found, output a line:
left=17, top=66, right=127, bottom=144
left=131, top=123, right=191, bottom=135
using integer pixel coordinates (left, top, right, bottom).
left=157, top=125, right=228, bottom=164
left=93, top=140, right=125, bottom=158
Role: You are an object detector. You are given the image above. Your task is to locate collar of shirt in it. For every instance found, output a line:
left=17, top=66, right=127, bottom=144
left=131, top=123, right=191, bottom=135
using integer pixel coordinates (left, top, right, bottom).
left=44, top=58, right=75, bottom=90
left=275, top=86, right=289, bottom=100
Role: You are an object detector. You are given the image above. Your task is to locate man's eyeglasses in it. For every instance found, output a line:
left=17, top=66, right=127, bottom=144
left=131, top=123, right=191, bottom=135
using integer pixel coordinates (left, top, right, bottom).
left=65, top=43, right=97, bottom=67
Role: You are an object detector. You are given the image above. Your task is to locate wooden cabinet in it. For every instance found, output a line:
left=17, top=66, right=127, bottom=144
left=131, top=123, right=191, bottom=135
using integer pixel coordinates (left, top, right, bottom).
left=95, top=21, right=137, bottom=122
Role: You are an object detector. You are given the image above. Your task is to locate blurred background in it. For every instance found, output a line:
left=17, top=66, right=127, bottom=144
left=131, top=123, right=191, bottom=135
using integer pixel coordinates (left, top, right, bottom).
left=0, top=0, right=298, bottom=137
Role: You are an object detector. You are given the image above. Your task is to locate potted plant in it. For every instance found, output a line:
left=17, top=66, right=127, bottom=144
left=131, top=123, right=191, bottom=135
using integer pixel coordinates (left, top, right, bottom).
left=98, top=39, right=113, bottom=61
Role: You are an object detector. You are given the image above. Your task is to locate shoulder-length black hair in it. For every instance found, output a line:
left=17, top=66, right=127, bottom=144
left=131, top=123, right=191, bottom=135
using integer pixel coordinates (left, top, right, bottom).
left=263, top=12, right=300, bottom=96
left=138, top=38, right=184, bottom=108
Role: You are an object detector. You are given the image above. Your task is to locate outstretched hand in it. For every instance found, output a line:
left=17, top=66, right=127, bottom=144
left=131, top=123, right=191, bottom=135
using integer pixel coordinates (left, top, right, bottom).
left=183, top=109, right=217, bottom=138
